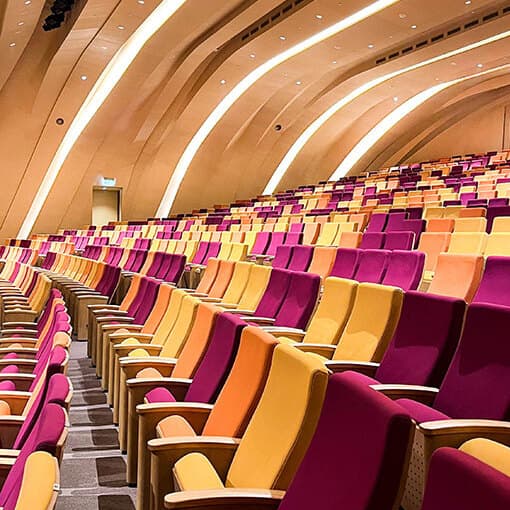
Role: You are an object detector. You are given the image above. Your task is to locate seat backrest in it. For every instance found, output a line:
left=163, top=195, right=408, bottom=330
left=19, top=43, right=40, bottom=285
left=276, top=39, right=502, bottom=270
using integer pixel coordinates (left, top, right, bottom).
left=454, top=217, right=487, bottom=233
left=384, top=231, right=414, bottom=250
left=330, top=248, right=360, bottom=279
left=382, top=250, right=424, bottom=291
left=360, top=233, right=385, bottom=249
left=376, top=291, right=466, bottom=387
left=472, top=256, right=510, bottom=307
left=417, top=232, right=451, bottom=273
left=337, top=231, right=362, bottom=248
left=172, top=303, right=221, bottom=379
left=195, top=258, right=221, bottom=294
left=427, top=218, right=454, bottom=232
left=333, top=283, right=403, bottom=362
left=220, top=262, right=251, bottom=305
left=236, top=265, right=271, bottom=311
left=365, top=213, right=388, bottom=233
left=353, top=249, right=389, bottom=284
left=433, top=303, right=510, bottom=419
left=206, top=260, right=235, bottom=299
left=202, top=327, right=278, bottom=437
left=274, top=272, right=320, bottom=329
left=254, top=268, right=292, bottom=318
left=272, top=245, right=294, bottom=269
left=427, top=253, right=484, bottom=302
left=448, top=232, right=488, bottom=255
left=302, top=223, right=320, bottom=245
left=491, top=216, right=510, bottom=233
left=184, top=313, right=246, bottom=404
left=226, top=344, right=329, bottom=489
left=303, top=277, right=357, bottom=345
left=250, top=232, right=271, bottom=256
left=307, top=246, right=336, bottom=279
left=287, top=246, right=313, bottom=272
left=421, top=444, right=510, bottom=510
left=278, top=373, right=413, bottom=510
left=484, top=233, right=510, bottom=256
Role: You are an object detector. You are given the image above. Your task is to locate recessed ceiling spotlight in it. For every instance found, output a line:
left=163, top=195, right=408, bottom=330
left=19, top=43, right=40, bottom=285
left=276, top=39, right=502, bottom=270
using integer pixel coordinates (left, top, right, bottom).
left=137, top=0, right=145, bottom=3
left=80, top=75, right=88, bottom=80
left=477, top=63, right=483, bottom=68
left=249, top=53, right=256, bottom=58
left=465, top=0, right=471, bottom=4
left=315, top=14, right=323, bottom=19
left=117, top=25, right=125, bottom=30
left=220, top=79, right=226, bottom=85
left=279, top=35, right=286, bottom=40
left=393, top=96, right=399, bottom=102
left=451, top=61, right=457, bottom=66
left=296, top=80, right=302, bottom=85
left=368, top=43, right=374, bottom=48
left=18, top=21, right=24, bottom=26
left=334, top=44, right=341, bottom=50
left=332, top=60, right=337, bottom=64
left=24, top=0, right=31, bottom=4
left=399, top=13, right=407, bottom=18
left=9, top=42, right=16, bottom=47
left=411, top=24, right=417, bottom=29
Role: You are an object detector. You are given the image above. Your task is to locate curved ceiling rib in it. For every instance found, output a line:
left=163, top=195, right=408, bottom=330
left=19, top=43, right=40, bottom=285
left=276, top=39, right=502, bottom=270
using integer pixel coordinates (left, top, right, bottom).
left=330, top=62, right=510, bottom=180
left=155, top=0, right=400, bottom=217
left=17, top=0, right=187, bottom=238
left=262, top=27, right=510, bottom=194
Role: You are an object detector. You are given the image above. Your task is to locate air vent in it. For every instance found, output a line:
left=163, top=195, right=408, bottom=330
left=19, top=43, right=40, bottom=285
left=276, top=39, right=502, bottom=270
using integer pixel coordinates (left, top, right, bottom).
left=239, top=0, right=314, bottom=45
left=375, top=3, right=510, bottom=66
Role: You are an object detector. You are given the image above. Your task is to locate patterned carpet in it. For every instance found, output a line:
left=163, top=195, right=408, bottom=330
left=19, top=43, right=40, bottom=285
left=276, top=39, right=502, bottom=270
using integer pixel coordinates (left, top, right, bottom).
left=56, top=341, right=136, bottom=510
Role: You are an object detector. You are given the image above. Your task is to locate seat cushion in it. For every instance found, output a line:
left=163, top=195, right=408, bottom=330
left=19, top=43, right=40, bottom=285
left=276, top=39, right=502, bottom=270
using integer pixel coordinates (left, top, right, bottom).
left=156, top=415, right=197, bottom=438
left=128, top=348, right=149, bottom=358
left=397, top=399, right=449, bottom=423
left=173, top=452, right=224, bottom=491
left=0, top=381, right=16, bottom=391
left=2, top=352, right=19, bottom=360
left=144, top=387, right=176, bottom=404
left=136, top=368, right=162, bottom=379
left=341, top=370, right=379, bottom=386
left=0, top=400, right=11, bottom=415
left=0, top=365, right=20, bottom=375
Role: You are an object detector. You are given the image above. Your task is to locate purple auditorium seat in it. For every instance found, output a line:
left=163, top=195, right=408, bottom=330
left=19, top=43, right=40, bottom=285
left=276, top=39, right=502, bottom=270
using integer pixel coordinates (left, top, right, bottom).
left=272, top=245, right=294, bottom=269
left=385, top=212, right=407, bottom=231
left=144, top=313, right=246, bottom=405
left=127, top=249, right=148, bottom=273
left=365, top=213, right=388, bottom=233
left=202, top=242, right=220, bottom=264
left=41, top=252, right=56, bottom=270
left=0, top=403, right=66, bottom=510
left=270, top=271, right=320, bottom=329
left=249, top=232, right=272, bottom=257
left=164, top=254, right=186, bottom=284
left=277, top=373, right=413, bottom=510
left=146, top=252, right=165, bottom=278
left=360, top=232, right=385, bottom=249
left=420, top=447, right=510, bottom=510
left=287, top=246, right=313, bottom=272
left=467, top=199, right=487, bottom=208
left=488, top=198, right=509, bottom=207
left=486, top=205, right=510, bottom=232
left=289, top=223, right=304, bottom=234
left=248, top=268, right=292, bottom=319
left=394, top=302, right=510, bottom=425
left=353, top=249, right=389, bottom=283
left=387, top=219, right=425, bottom=248
left=460, top=192, right=477, bottom=206
left=330, top=248, right=361, bottom=279
left=264, top=232, right=286, bottom=258
left=284, top=232, right=303, bottom=245
left=190, top=242, right=209, bottom=265
left=383, top=231, right=414, bottom=250
left=406, top=207, right=423, bottom=219
left=472, top=256, right=510, bottom=307
left=171, top=231, right=182, bottom=240
left=382, top=250, right=424, bottom=291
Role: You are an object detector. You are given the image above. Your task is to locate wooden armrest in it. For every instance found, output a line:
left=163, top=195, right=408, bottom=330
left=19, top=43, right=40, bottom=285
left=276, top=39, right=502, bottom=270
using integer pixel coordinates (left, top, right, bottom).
left=96, top=312, right=130, bottom=321
left=199, top=298, right=222, bottom=303
left=108, top=326, right=145, bottom=338
left=127, top=377, right=192, bottom=402
left=371, top=384, right=439, bottom=405
left=164, top=489, right=284, bottom=509
left=120, top=356, right=177, bottom=367
left=1, top=322, right=37, bottom=329
left=0, top=330, right=38, bottom=338
left=0, top=392, right=31, bottom=414
left=216, top=303, right=238, bottom=309
left=116, top=344, right=162, bottom=356
left=88, top=303, right=117, bottom=311
left=241, top=316, right=275, bottom=325
left=0, top=347, right=38, bottom=355
left=225, top=309, right=254, bottom=315
left=324, top=361, right=379, bottom=376
left=294, top=344, right=336, bottom=358
left=110, top=332, right=153, bottom=342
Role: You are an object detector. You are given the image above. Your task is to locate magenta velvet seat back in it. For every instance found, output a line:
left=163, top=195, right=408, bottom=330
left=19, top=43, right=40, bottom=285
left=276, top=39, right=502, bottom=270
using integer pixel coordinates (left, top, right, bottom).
left=30, top=346, right=69, bottom=393
left=203, top=242, right=221, bottom=264
left=383, top=231, right=414, bottom=250
left=375, top=291, right=465, bottom=387
left=330, top=248, right=360, bottom=279
left=97, top=265, right=121, bottom=298
left=385, top=212, right=407, bottom=231
left=287, top=246, right=313, bottom=272
left=147, top=252, right=165, bottom=278
left=274, top=271, right=320, bottom=329
left=265, top=232, right=286, bottom=257
left=360, top=233, right=385, bottom=249
left=191, top=242, right=209, bottom=264
left=42, top=252, right=56, bottom=269
left=365, top=213, right=388, bottom=233
left=421, top=447, right=510, bottom=510
left=254, top=268, right=292, bottom=318
left=184, top=313, right=246, bottom=403
left=272, top=245, right=294, bottom=269
left=122, top=249, right=138, bottom=271
left=165, top=254, right=186, bottom=284
left=433, top=303, right=510, bottom=420
left=130, top=249, right=148, bottom=273
left=472, top=256, right=510, bottom=307
left=289, top=223, right=304, bottom=234
left=14, top=373, right=71, bottom=450
left=0, top=403, right=66, bottom=510
left=126, top=277, right=150, bottom=317
left=132, top=278, right=160, bottom=324
left=382, top=250, right=424, bottom=291
left=278, top=373, right=413, bottom=510
left=250, top=232, right=271, bottom=256
left=284, top=232, right=303, bottom=245
left=354, top=249, right=389, bottom=283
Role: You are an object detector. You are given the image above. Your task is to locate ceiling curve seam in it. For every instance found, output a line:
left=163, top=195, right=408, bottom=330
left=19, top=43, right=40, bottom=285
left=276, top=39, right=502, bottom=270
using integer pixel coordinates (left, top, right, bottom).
left=263, top=28, right=510, bottom=194
left=155, top=0, right=400, bottom=217
left=17, top=0, right=187, bottom=238
left=330, top=63, right=510, bottom=180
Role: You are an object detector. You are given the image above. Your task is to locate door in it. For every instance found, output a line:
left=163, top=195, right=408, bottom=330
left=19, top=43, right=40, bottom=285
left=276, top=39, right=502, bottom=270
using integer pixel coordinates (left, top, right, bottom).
left=92, top=187, right=121, bottom=226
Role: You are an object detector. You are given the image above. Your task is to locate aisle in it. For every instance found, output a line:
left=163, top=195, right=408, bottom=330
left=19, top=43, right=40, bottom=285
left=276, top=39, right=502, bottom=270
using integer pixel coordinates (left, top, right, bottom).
left=56, top=341, right=137, bottom=510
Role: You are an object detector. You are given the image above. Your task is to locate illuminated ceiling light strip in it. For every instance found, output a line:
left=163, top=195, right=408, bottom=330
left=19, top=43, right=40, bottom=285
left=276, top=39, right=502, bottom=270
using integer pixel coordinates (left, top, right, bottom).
left=156, top=0, right=400, bottom=217
left=330, top=63, right=510, bottom=180
left=17, top=0, right=187, bottom=238
left=263, top=28, right=510, bottom=194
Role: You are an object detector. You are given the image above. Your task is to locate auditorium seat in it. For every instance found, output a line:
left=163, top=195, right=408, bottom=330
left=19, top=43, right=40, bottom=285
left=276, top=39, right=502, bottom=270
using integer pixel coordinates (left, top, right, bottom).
left=472, top=256, right=510, bottom=307
left=329, top=248, right=360, bottom=279
left=306, top=246, right=337, bottom=279
left=353, top=249, right=389, bottom=284
left=381, top=250, right=424, bottom=291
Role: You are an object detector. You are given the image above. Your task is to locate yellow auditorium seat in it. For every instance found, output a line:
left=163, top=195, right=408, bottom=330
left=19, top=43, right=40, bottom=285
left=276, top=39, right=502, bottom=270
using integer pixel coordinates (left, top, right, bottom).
left=460, top=439, right=510, bottom=477
left=485, top=233, right=510, bottom=256
left=453, top=217, right=487, bottom=232
left=491, top=216, right=510, bottom=233
left=447, top=232, right=488, bottom=255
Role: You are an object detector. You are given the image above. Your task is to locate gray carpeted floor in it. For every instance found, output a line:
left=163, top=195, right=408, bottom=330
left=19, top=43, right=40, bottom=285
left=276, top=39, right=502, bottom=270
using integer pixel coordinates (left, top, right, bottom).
left=56, top=342, right=136, bottom=510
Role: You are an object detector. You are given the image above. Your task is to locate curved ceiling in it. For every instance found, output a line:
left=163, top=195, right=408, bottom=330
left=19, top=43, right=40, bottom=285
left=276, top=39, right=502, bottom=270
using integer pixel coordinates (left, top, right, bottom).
left=0, top=0, right=509, bottom=238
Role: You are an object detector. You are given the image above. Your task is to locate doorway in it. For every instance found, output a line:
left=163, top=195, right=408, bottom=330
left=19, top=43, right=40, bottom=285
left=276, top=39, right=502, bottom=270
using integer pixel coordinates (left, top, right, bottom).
left=92, top=187, right=122, bottom=226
